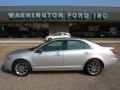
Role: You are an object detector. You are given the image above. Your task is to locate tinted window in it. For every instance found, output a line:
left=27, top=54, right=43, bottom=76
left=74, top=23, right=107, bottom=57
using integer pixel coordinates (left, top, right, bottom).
left=66, top=40, right=90, bottom=50
left=42, top=41, right=63, bottom=52
left=54, top=33, right=61, bottom=36
left=63, top=33, right=68, bottom=35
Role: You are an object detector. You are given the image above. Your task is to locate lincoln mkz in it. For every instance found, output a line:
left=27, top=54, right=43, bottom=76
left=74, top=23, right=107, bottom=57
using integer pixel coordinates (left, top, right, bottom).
left=3, top=38, right=118, bottom=76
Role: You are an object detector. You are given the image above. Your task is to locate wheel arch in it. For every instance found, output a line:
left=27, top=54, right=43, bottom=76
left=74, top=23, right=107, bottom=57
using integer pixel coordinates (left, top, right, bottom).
left=84, top=58, right=104, bottom=69
left=12, top=59, right=32, bottom=71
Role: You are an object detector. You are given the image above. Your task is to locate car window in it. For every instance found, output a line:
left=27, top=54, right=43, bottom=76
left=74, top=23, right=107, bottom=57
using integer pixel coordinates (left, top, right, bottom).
left=64, top=33, right=68, bottom=35
left=54, top=33, right=61, bottom=36
left=66, top=40, right=90, bottom=50
left=42, top=41, right=63, bottom=52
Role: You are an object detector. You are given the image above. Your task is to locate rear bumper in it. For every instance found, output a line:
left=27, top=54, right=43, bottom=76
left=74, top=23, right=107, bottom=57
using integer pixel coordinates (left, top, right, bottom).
left=104, top=57, right=118, bottom=68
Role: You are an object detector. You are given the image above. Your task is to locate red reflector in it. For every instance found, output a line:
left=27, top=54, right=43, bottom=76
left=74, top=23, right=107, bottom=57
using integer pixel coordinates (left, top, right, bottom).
left=110, top=48, right=117, bottom=54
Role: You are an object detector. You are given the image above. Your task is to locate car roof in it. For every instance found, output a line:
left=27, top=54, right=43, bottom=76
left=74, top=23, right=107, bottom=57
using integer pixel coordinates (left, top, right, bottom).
left=55, top=32, right=68, bottom=33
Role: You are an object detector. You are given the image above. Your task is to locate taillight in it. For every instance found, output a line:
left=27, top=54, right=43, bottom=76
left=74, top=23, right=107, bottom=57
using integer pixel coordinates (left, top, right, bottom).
left=110, top=48, right=117, bottom=54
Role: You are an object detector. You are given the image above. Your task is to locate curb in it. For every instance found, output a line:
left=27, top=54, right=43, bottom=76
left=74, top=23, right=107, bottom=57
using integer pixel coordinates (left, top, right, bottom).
left=0, top=41, right=44, bottom=44
left=92, top=40, right=120, bottom=44
left=0, top=40, right=120, bottom=44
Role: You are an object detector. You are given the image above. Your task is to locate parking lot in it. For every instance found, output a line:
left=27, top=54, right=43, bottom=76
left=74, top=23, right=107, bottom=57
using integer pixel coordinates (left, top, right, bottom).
left=0, top=41, right=120, bottom=90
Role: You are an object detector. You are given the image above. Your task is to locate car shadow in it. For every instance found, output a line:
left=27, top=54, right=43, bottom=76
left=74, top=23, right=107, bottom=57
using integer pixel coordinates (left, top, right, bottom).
left=0, top=65, right=11, bottom=74
left=0, top=65, right=89, bottom=76
left=31, top=70, right=88, bottom=76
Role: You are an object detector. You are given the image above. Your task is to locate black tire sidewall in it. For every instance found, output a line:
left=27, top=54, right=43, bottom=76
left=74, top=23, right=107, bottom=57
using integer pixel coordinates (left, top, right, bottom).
left=48, top=38, right=52, bottom=41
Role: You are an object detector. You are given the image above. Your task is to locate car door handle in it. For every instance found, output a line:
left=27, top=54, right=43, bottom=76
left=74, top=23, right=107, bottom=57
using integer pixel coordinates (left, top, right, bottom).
left=55, top=54, right=61, bottom=56
left=84, top=52, right=89, bottom=55
left=55, top=52, right=61, bottom=56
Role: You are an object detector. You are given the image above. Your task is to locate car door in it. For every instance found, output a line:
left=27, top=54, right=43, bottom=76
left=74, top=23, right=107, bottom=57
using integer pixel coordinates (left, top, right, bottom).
left=32, top=40, right=64, bottom=70
left=63, top=40, right=92, bottom=70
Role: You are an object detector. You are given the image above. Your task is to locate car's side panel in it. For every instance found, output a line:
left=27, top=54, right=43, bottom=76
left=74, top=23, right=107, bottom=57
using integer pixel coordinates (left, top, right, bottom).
left=32, top=51, right=64, bottom=71
left=5, top=52, right=33, bottom=71
left=63, top=49, right=92, bottom=70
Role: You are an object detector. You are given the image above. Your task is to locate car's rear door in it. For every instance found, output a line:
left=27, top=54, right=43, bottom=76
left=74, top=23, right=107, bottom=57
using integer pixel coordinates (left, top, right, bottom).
left=63, top=40, right=92, bottom=70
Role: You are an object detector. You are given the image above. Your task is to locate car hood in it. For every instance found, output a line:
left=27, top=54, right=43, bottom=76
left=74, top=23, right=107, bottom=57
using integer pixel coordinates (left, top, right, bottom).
left=7, top=48, right=32, bottom=56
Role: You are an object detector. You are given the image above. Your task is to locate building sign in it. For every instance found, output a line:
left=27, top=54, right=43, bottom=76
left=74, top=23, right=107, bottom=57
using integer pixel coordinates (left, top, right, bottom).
left=8, top=12, right=108, bottom=20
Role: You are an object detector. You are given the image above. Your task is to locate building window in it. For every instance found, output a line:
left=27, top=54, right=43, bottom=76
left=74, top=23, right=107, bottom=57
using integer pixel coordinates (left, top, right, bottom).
left=0, top=23, right=49, bottom=38
left=69, top=22, right=120, bottom=38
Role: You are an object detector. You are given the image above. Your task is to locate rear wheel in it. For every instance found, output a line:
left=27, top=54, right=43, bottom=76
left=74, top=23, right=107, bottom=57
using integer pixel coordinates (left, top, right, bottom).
left=12, top=60, right=31, bottom=76
left=48, top=38, right=52, bottom=41
left=84, top=59, right=103, bottom=76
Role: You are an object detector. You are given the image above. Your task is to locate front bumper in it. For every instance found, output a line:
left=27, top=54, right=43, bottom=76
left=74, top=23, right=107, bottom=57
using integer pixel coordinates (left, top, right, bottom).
left=3, top=59, right=13, bottom=71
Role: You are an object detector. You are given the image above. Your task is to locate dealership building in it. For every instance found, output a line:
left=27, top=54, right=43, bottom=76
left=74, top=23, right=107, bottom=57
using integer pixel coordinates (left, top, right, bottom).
left=0, top=6, right=120, bottom=38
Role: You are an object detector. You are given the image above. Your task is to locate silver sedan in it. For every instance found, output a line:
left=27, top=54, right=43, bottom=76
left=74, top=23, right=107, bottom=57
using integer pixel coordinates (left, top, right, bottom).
left=3, top=38, right=118, bottom=76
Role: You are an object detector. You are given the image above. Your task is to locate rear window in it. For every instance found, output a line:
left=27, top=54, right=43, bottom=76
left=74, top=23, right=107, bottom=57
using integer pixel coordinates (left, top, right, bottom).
left=66, top=40, right=90, bottom=50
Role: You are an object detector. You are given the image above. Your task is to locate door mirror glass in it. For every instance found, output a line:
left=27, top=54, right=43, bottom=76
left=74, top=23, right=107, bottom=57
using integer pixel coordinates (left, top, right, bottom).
left=35, top=48, right=42, bottom=53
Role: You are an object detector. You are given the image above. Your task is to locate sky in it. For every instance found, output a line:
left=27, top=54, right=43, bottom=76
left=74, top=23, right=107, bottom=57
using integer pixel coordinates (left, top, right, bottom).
left=0, top=0, right=120, bottom=7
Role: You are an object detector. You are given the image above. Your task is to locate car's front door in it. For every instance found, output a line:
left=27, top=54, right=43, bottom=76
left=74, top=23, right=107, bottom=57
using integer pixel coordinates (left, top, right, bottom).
left=63, top=40, right=92, bottom=70
left=32, top=40, right=64, bottom=70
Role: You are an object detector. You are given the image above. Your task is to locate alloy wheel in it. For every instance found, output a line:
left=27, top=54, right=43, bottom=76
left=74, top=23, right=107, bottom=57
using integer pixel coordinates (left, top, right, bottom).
left=13, top=61, right=31, bottom=76
left=86, top=60, right=102, bottom=76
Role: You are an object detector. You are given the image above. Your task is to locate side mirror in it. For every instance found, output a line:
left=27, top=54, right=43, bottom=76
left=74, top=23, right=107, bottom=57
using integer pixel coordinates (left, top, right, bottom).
left=35, top=49, right=42, bottom=54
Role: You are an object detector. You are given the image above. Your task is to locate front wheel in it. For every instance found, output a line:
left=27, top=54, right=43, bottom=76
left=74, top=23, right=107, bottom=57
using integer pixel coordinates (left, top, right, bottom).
left=12, top=60, right=31, bottom=76
left=84, top=60, right=103, bottom=76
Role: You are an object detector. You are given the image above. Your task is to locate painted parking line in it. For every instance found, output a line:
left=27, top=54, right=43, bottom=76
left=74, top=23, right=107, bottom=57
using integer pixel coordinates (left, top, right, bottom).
left=93, top=40, right=120, bottom=44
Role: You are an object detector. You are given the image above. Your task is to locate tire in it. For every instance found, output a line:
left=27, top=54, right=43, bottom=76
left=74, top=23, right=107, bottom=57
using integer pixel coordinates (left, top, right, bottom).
left=12, top=60, right=31, bottom=76
left=84, top=59, right=103, bottom=76
left=48, top=38, right=52, bottom=41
